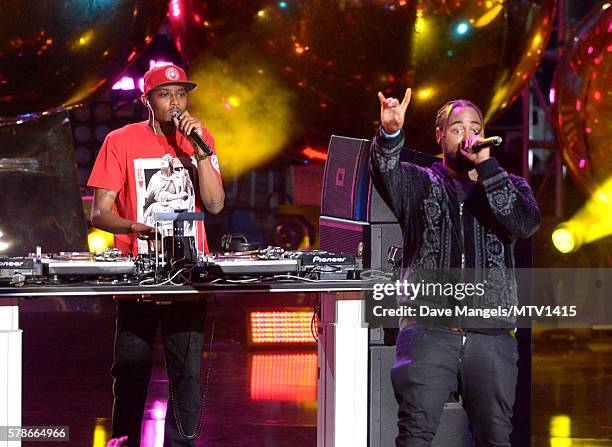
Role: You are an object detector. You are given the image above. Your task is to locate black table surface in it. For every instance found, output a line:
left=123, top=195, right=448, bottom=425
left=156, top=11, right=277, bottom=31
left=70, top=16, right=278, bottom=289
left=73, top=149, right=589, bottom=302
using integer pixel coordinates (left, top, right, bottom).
left=0, top=278, right=379, bottom=297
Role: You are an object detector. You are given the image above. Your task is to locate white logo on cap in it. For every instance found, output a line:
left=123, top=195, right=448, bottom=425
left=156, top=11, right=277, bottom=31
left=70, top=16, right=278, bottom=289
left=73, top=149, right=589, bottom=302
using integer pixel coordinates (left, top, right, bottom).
left=165, top=67, right=180, bottom=81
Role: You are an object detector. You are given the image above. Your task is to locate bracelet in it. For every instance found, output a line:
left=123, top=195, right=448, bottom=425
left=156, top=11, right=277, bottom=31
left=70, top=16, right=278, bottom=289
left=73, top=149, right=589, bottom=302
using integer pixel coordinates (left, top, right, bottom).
left=380, top=127, right=401, bottom=138
left=194, top=151, right=209, bottom=163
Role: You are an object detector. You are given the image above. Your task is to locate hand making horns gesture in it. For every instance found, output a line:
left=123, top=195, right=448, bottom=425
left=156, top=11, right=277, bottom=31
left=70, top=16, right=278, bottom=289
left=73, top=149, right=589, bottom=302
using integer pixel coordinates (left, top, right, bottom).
left=378, top=88, right=412, bottom=135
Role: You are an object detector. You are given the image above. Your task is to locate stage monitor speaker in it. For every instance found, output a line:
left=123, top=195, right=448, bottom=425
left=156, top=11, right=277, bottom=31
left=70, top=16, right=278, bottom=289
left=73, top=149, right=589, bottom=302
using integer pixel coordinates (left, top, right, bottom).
left=321, top=135, right=437, bottom=224
left=321, top=136, right=370, bottom=221
left=320, top=135, right=437, bottom=271
left=319, top=217, right=402, bottom=272
left=368, top=334, right=533, bottom=447
left=369, top=344, right=474, bottom=447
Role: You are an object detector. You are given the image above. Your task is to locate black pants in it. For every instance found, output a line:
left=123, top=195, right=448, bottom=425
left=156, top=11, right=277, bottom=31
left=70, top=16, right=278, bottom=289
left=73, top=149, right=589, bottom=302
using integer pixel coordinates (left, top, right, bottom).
left=111, top=300, right=206, bottom=447
left=391, top=326, right=518, bottom=447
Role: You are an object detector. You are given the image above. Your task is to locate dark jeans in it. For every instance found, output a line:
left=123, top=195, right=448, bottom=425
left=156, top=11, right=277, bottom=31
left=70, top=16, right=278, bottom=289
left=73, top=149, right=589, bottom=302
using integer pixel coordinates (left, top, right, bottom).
left=391, top=326, right=519, bottom=447
left=111, top=300, right=206, bottom=447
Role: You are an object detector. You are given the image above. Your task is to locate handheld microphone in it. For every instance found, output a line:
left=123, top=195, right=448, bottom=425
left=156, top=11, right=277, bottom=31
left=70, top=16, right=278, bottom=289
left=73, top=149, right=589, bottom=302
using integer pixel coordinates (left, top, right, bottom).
left=466, top=136, right=503, bottom=153
left=170, top=110, right=213, bottom=156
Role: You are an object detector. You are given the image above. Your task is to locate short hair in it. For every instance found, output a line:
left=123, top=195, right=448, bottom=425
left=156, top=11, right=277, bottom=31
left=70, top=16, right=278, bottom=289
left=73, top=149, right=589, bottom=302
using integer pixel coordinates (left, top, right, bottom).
left=435, top=99, right=484, bottom=133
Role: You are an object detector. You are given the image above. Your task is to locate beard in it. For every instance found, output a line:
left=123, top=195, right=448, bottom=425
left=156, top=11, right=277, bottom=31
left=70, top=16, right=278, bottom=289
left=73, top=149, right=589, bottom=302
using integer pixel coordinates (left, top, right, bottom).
left=445, top=150, right=475, bottom=173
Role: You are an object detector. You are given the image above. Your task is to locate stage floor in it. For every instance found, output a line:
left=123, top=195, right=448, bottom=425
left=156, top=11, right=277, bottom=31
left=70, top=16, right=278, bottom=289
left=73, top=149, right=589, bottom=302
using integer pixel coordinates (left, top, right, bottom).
left=17, top=296, right=612, bottom=446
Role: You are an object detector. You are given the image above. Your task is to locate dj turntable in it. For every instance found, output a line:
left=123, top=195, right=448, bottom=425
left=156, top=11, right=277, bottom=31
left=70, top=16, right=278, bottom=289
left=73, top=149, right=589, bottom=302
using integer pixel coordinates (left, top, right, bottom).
left=0, top=250, right=137, bottom=285
left=1, top=246, right=362, bottom=286
left=40, top=251, right=136, bottom=276
left=203, top=254, right=299, bottom=276
left=202, top=249, right=361, bottom=280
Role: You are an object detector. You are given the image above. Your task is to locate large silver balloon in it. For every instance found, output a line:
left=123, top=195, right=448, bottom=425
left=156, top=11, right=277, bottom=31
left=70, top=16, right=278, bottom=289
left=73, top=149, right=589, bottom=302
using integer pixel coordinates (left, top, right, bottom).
left=0, top=0, right=167, bottom=119
left=169, top=1, right=556, bottom=154
left=552, top=2, right=612, bottom=194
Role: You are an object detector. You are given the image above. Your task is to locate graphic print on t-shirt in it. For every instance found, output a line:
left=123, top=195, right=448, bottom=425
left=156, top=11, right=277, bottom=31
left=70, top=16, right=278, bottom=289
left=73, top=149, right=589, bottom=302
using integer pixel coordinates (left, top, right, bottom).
left=134, top=154, right=198, bottom=253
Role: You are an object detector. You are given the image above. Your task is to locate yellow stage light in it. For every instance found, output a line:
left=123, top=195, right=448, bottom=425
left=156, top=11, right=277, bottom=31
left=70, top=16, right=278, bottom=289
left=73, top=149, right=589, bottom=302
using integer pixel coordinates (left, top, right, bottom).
left=549, top=414, right=572, bottom=445
left=88, top=229, right=114, bottom=253
left=550, top=438, right=572, bottom=447
left=75, top=29, right=94, bottom=47
left=475, top=4, right=503, bottom=28
left=551, top=227, right=577, bottom=254
left=92, top=418, right=108, bottom=447
left=415, top=9, right=426, bottom=34
left=227, top=95, right=240, bottom=108
left=552, top=175, right=612, bottom=253
left=417, top=87, right=434, bottom=101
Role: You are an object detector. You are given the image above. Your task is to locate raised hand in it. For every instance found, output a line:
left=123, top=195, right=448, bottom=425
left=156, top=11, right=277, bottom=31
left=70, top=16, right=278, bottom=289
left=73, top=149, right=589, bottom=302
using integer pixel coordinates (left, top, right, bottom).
left=378, top=88, right=412, bottom=134
left=107, top=436, right=128, bottom=447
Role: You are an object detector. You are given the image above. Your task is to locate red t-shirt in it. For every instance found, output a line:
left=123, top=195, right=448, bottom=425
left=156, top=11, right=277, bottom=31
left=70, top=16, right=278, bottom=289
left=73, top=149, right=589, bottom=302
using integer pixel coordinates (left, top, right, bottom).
left=87, top=121, right=222, bottom=256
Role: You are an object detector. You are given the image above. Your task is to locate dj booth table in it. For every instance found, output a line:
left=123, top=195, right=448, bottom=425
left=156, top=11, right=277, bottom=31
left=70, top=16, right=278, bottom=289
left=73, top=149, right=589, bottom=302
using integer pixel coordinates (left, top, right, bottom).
left=0, top=280, right=375, bottom=447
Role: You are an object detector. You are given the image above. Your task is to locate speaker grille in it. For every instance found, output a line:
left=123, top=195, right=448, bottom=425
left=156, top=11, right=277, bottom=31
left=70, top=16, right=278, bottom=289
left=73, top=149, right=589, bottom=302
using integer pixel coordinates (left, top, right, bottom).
left=321, top=135, right=369, bottom=220
left=319, top=218, right=365, bottom=255
left=322, top=135, right=439, bottom=224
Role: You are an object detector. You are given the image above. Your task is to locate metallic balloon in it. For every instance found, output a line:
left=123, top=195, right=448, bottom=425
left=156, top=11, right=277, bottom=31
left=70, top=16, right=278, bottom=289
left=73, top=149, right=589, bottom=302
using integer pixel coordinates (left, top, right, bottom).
left=552, top=2, right=612, bottom=194
left=169, top=1, right=556, bottom=154
left=166, top=0, right=263, bottom=63
left=0, top=0, right=167, bottom=119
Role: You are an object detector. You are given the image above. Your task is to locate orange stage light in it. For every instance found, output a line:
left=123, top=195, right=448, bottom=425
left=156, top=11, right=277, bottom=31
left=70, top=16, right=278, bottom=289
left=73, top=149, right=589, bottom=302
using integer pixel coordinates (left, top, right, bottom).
left=250, top=353, right=317, bottom=402
left=301, top=147, right=328, bottom=162
left=249, top=310, right=315, bottom=344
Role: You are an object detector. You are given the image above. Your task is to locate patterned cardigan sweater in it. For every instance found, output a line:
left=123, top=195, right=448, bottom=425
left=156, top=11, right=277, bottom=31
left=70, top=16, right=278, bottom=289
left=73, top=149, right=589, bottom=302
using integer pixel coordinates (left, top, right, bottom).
left=370, top=129, right=541, bottom=328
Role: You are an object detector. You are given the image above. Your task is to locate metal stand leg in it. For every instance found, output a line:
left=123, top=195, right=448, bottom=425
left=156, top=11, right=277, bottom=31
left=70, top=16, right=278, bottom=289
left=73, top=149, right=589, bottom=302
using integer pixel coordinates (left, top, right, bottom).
left=317, top=294, right=368, bottom=447
left=0, top=305, right=21, bottom=447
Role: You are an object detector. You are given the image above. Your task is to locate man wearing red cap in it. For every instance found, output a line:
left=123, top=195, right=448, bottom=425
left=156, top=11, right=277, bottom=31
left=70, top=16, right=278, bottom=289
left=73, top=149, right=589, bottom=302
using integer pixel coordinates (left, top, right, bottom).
left=88, top=64, right=224, bottom=446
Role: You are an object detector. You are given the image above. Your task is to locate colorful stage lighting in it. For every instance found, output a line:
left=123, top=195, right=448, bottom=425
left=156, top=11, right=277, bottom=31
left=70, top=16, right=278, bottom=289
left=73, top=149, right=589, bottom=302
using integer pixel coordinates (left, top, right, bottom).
left=455, top=21, right=470, bottom=36
left=92, top=418, right=109, bottom=447
left=551, top=226, right=578, bottom=254
left=301, top=146, right=327, bottom=162
left=549, top=414, right=572, bottom=447
left=141, top=400, right=166, bottom=447
left=250, top=353, right=317, bottom=402
left=552, top=176, right=612, bottom=253
left=148, top=59, right=174, bottom=70
left=475, top=3, right=503, bottom=28
left=414, top=9, right=427, bottom=34
left=188, top=56, right=294, bottom=177
left=249, top=310, right=315, bottom=344
left=549, top=87, right=556, bottom=104
left=170, top=0, right=181, bottom=18
left=0, top=228, right=10, bottom=253
left=111, top=60, right=175, bottom=92
left=417, top=87, right=435, bottom=102
left=112, top=76, right=136, bottom=91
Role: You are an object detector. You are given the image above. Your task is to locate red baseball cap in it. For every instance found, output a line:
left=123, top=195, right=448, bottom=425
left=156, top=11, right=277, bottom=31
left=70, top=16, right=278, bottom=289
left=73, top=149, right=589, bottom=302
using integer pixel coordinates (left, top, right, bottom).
left=143, top=64, right=197, bottom=95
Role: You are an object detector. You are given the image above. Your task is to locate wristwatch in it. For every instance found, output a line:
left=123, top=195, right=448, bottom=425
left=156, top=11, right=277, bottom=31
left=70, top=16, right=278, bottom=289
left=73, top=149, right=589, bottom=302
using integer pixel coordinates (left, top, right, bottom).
left=194, top=151, right=208, bottom=163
